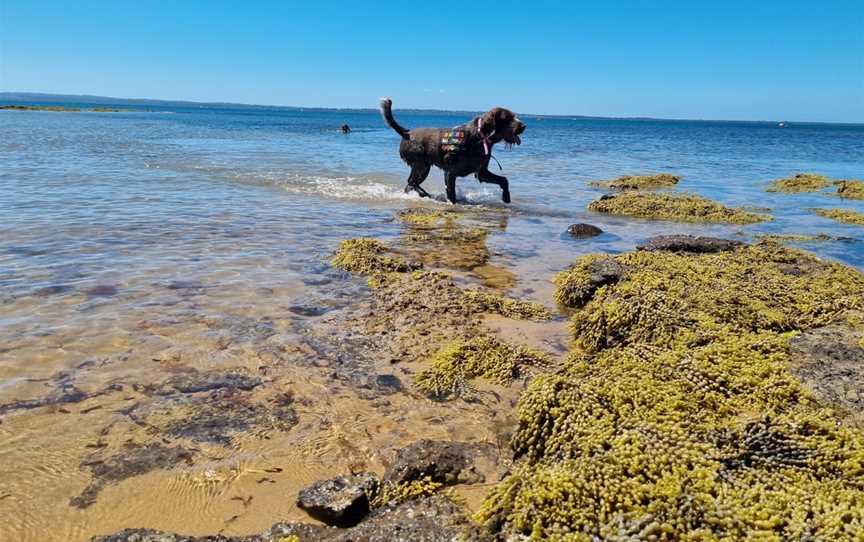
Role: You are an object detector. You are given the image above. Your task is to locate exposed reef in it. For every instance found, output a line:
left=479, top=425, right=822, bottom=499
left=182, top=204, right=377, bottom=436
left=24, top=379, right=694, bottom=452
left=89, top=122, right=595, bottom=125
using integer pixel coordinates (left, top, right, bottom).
left=589, top=173, right=681, bottom=190
left=588, top=192, right=772, bottom=223
left=415, top=336, right=551, bottom=400
left=766, top=173, right=831, bottom=193
left=835, top=180, right=864, bottom=200
left=476, top=241, right=864, bottom=540
left=812, top=208, right=864, bottom=226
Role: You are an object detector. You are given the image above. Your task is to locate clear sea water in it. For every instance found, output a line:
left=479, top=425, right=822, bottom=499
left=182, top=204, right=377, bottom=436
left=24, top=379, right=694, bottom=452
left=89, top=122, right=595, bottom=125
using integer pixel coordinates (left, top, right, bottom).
left=0, top=102, right=863, bottom=540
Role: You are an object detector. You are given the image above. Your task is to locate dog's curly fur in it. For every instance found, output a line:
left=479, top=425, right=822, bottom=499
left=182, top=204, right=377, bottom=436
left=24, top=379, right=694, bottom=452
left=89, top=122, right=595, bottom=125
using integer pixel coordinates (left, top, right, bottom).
left=380, top=98, right=525, bottom=203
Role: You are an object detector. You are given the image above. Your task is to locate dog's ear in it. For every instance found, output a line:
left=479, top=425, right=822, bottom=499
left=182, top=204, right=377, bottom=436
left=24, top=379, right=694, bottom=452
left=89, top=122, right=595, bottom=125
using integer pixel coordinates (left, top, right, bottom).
left=480, top=110, right=496, bottom=135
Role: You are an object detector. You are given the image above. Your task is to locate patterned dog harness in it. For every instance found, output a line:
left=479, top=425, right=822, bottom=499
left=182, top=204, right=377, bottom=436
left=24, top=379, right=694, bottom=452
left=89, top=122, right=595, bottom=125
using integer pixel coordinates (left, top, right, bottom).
left=440, top=128, right=466, bottom=153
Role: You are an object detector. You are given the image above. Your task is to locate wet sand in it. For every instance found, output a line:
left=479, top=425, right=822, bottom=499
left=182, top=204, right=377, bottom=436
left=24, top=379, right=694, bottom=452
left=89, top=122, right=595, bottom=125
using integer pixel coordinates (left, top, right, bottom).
left=0, top=205, right=568, bottom=541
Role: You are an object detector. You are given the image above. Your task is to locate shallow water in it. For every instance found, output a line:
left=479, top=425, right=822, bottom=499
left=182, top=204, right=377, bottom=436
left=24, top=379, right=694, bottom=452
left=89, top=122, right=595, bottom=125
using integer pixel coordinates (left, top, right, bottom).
left=1, top=104, right=863, bottom=541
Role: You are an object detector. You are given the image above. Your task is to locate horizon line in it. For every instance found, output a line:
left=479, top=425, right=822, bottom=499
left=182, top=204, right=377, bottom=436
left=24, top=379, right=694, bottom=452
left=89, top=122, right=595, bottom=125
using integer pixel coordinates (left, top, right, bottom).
left=2, top=91, right=862, bottom=126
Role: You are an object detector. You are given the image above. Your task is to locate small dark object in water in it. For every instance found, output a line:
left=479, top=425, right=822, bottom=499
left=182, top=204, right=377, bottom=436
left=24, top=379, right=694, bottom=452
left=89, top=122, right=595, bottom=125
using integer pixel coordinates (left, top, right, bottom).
left=288, top=303, right=330, bottom=317
left=638, top=235, right=744, bottom=254
left=297, top=472, right=378, bottom=527
left=566, top=223, right=604, bottom=238
left=85, top=284, right=118, bottom=297
left=340, top=124, right=351, bottom=133
left=375, top=374, right=403, bottom=392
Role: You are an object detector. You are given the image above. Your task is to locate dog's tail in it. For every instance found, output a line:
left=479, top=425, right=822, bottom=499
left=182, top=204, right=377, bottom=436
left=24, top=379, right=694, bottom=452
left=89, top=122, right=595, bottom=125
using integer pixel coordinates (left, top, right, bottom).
left=379, top=98, right=409, bottom=139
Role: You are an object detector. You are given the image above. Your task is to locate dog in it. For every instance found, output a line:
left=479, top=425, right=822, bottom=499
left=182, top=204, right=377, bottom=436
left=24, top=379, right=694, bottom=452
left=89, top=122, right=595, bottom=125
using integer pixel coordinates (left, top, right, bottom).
left=379, top=98, right=525, bottom=203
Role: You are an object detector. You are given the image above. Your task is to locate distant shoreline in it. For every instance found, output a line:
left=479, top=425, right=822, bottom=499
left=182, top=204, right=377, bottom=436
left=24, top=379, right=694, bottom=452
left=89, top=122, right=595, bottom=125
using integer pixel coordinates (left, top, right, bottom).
left=0, top=104, right=139, bottom=113
left=2, top=92, right=861, bottom=126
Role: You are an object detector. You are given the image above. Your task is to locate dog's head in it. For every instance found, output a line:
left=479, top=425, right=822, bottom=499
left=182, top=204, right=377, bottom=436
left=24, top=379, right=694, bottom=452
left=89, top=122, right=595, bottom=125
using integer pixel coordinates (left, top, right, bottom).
left=479, top=107, right=526, bottom=146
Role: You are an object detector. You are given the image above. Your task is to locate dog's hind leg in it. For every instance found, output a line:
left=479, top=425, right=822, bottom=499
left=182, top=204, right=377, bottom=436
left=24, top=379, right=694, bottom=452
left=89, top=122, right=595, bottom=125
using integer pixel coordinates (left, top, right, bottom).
left=404, top=163, right=431, bottom=198
left=476, top=167, right=511, bottom=203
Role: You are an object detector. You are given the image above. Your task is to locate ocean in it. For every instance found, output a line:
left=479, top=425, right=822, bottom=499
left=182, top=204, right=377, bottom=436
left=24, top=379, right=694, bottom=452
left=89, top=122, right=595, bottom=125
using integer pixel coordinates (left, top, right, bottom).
left=1, top=102, right=863, bottom=540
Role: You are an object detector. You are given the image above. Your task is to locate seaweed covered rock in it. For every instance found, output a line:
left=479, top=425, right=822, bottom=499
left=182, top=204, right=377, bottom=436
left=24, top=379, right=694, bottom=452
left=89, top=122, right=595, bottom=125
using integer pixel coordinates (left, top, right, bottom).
left=766, top=173, right=831, bottom=193
left=557, top=242, right=864, bottom=352
left=552, top=254, right=624, bottom=308
left=331, top=238, right=420, bottom=275
left=566, top=223, right=603, bottom=238
left=297, top=472, right=378, bottom=527
left=475, top=243, right=864, bottom=541
left=835, top=180, right=864, bottom=200
left=415, top=336, right=551, bottom=399
left=462, top=290, right=550, bottom=320
left=637, top=234, right=744, bottom=253
left=589, top=173, right=680, bottom=190
left=812, top=208, right=864, bottom=226
left=588, top=192, right=772, bottom=223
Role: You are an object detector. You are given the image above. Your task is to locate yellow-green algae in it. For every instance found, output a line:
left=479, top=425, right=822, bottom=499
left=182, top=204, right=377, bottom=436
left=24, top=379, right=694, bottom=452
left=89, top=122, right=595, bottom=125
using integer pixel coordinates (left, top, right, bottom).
left=415, top=335, right=551, bottom=400
left=835, top=180, right=864, bottom=200
left=563, top=243, right=864, bottom=352
left=462, top=290, right=551, bottom=320
left=588, top=192, right=772, bottom=224
left=331, top=238, right=419, bottom=275
left=812, top=208, right=864, bottom=226
left=475, top=243, right=864, bottom=541
left=766, top=173, right=831, bottom=193
left=589, top=173, right=680, bottom=190
left=372, top=476, right=444, bottom=507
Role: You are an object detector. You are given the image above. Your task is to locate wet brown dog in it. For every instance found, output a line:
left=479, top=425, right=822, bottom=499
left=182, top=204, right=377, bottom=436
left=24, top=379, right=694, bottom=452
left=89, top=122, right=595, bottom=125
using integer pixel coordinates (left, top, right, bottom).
left=380, top=98, right=525, bottom=203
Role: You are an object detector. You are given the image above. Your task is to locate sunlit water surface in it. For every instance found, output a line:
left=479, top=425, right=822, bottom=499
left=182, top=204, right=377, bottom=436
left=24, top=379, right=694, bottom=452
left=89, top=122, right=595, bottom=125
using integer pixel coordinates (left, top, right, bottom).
left=1, top=104, right=862, bottom=541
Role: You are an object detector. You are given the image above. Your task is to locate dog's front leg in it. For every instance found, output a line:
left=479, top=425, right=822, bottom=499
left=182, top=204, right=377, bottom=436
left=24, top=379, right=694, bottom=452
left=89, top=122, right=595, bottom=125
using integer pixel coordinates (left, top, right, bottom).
left=477, top=167, right=511, bottom=203
left=444, top=172, right=458, bottom=204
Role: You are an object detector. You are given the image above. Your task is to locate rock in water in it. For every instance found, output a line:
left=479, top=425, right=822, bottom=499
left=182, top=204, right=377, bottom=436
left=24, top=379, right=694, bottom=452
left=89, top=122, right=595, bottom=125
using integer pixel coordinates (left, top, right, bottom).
left=297, top=472, right=378, bottom=527
left=566, top=223, right=604, bottom=238
left=638, top=235, right=744, bottom=253
left=383, top=440, right=485, bottom=486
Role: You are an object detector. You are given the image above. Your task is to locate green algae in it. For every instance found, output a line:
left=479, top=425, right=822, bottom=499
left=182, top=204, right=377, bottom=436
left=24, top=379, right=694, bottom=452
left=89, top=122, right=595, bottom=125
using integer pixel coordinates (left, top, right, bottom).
left=331, top=238, right=419, bottom=276
left=415, top=335, right=551, bottom=400
left=835, top=180, right=864, bottom=200
left=812, top=208, right=864, bottom=226
left=462, top=290, right=551, bottom=321
left=588, top=192, right=772, bottom=224
left=372, top=476, right=444, bottom=507
left=766, top=173, right=831, bottom=193
left=588, top=173, right=681, bottom=190
left=474, top=243, right=864, bottom=541
left=559, top=243, right=864, bottom=352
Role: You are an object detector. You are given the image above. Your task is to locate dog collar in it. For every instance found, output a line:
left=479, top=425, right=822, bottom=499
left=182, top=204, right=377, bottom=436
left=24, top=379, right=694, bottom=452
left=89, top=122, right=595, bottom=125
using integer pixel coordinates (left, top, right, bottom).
left=476, top=118, right=495, bottom=156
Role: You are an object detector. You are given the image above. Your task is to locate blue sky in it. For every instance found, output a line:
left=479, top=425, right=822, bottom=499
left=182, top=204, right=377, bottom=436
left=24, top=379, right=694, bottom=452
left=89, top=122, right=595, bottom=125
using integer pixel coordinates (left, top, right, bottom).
left=1, top=1, right=862, bottom=122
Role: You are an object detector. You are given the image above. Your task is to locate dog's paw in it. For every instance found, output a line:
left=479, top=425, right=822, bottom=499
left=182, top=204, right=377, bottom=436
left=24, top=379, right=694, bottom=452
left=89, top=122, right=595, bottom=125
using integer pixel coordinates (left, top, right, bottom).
left=502, top=190, right=511, bottom=204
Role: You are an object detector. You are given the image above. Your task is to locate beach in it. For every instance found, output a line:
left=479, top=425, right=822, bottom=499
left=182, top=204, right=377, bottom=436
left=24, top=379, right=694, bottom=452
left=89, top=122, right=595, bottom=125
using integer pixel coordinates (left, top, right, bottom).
left=1, top=103, right=864, bottom=541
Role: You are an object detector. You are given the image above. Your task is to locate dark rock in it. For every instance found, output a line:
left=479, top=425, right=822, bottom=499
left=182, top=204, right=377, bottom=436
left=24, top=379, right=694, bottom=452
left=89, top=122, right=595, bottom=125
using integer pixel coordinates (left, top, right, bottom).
left=85, top=284, right=119, bottom=297
left=93, top=495, right=491, bottom=542
left=325, top=495, right=491, bottom=541
left=566, top=223, right=604, bottom=238
left=374, top=374, right=403, bottom=393
left=383, top=440, right=486, bottom=486
left=288, top=303, right=331, bottom=317
left=586, top=258, right=625, bottom=288
left=160, top=394, right=297, bottom=445
left=150, top=371, right=262, bottom=396
left=788, top=323, right=864, bottom=427
left=638, top=235, right=744, bottom=254
left=72, top=443, right=192, bottom=509
left=297, top=472, right=378, bottom=527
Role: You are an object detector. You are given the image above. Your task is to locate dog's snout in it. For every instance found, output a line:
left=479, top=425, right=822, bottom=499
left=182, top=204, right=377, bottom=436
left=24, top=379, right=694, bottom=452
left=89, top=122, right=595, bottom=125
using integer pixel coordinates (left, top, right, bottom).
left=514, top=120, right=526, bottom=134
